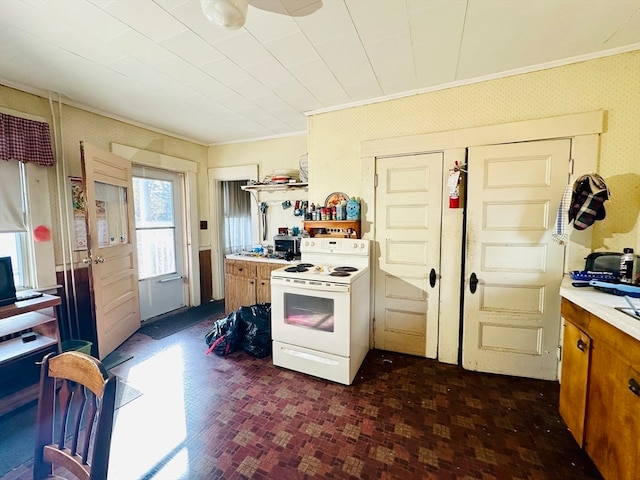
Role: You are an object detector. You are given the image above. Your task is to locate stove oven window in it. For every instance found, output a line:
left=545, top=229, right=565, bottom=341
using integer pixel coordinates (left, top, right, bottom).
left=284, top=293, right=334, bottom=332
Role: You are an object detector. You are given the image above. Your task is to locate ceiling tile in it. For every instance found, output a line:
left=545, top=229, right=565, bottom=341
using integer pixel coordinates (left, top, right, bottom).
left=230, top=78, right=272, bottom=100
left=264, top=31, right=319, bottom=68
left=161, top=30, right=224, bottom=66
left=346, top=0, right=409, bottom=44
left=293, top=0, right=355, bottom=44
left=213, top=31, right=273, bottom=67
left=200, top=57, right=253, bottom=85
left=245, top=59, right=294, bottom=86
left=103, top=0, right=187, bottom=42
left=154, top=57, right=210, bottom=84
left=106, top=29, right=174, bottom=66
left=107, top=56, right=166, bottom=84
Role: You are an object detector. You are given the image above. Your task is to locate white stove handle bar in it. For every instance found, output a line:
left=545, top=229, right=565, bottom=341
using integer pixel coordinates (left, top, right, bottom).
left=270, top=276, right=350, bottom=293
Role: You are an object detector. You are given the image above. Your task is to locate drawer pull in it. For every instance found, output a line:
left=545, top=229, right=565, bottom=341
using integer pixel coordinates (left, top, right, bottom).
left=576, top=339, right=587, bottom=352
left=629, top=378, right=640, bottom=396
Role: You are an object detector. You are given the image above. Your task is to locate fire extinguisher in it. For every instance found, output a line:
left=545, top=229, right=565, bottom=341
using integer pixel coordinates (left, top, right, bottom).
left=447, top=164, right=463, bottom=208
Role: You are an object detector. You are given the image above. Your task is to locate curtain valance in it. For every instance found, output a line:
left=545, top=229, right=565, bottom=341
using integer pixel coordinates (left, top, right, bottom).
left=0, top=113, right=55, bottom=166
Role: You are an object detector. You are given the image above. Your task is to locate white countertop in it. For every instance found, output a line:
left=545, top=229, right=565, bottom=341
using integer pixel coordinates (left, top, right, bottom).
left=560, top=276, right=640, bottom=341
left=225, top=254, right=293, bottom=264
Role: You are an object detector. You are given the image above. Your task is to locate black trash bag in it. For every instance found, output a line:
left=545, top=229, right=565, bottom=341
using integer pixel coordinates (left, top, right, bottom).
left=239, top=303, right=272, bottom=358
left=205, top=310, right=244, bottom=356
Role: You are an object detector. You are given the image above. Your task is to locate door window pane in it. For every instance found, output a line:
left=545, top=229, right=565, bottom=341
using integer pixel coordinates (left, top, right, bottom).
left=133, top=176, right=177, bottom=280
left=134, top=178, right=174, bottom=228
left=94, top=181, right=129, bottom=248
left=136, top=228, right=176, bottom=279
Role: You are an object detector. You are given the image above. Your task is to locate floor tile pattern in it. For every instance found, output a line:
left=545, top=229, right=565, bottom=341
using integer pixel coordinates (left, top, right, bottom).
left=2, top=317, right=602, bottom=480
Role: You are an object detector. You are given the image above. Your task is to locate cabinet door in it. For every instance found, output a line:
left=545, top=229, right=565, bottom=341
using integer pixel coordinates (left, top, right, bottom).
left=256, top=264, right=282, bottom=304
left=585, top=340, right=640, bottom=480
left=559, top=320, right=590, bottom=446
left=224, top=274, right=256, bottom=314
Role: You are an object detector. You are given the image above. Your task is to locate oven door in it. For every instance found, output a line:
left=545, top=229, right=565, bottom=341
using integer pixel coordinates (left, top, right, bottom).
left=271, top=277, right=351, bottom=356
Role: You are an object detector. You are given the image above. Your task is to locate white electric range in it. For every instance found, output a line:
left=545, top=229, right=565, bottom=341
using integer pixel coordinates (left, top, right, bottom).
left=270, top=238, right=371, bottom=385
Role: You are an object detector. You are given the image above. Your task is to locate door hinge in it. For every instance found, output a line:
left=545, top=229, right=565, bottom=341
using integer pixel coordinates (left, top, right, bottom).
left=374, top=174, right=378, bottom=188
left=569, top=158, right=574, bottom=175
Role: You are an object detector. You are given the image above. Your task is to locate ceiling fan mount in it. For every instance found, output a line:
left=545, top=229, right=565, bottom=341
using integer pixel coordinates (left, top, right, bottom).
left=201, top=0, right=322, bottom=30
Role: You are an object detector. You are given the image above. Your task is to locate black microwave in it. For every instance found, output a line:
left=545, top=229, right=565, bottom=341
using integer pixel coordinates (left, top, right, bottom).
left=274, top=235, right=300, bottom=256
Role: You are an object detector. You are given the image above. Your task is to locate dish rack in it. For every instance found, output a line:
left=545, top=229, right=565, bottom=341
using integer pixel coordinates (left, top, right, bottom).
left=570, top=270, right=619, bottom=282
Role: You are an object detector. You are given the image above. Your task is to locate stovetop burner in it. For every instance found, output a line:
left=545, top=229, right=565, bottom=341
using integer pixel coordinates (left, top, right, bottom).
left=297, top=263, right=314, bottom=268
left=334, top=266, right=358, bottom=272
left=285, top=266, right=308, bottom=272
left=330, top=271, right=350, bottom=277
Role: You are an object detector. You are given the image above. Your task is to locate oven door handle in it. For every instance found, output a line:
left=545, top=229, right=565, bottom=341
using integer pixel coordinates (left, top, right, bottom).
left=271, top=277, right=350, bottom=293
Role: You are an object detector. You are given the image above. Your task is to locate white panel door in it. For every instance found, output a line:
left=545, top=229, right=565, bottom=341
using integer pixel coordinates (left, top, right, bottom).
left=374, top=153, right=443, bottom=357
left=463, top=139, right=570, bottom=380
left=80, top=142, right=141, bottom=359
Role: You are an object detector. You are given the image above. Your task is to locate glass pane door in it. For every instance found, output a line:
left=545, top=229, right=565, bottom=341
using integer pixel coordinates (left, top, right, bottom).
left=132, top=168, right=185, bottom=320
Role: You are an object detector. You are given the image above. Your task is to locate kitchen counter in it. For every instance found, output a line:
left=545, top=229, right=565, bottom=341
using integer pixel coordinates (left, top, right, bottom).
left=225, top=254, right=294, bottom=264
left=559, top=276, right=640, bottom=341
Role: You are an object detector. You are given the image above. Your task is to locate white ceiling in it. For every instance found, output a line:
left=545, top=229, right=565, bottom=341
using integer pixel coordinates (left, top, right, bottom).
left=1, top=0, right=639, bottom=145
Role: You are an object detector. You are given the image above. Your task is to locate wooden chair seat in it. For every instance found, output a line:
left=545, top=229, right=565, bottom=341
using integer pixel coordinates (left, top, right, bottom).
left=33, top=351, right=117, bottom=480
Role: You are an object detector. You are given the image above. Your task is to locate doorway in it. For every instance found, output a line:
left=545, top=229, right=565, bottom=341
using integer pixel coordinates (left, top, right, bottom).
left=133, top=166, right=186, bottom=321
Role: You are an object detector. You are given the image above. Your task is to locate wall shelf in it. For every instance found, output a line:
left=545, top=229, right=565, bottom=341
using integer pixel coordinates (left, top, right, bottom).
left=241, top=183, right=308, bottom=204
left=241, top=183, right=308, bottom=192
left=303, top=220, right=360, bottom=239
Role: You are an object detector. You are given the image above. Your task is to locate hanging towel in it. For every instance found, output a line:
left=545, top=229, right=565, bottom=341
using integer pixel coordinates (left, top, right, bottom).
left=569, top=173, right=610, bottom=230
left=552, top=184, right=573, bottom=244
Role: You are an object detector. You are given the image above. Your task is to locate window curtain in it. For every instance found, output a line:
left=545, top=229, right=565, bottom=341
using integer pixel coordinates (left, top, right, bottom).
left=0, top=113, right=55, bottom=166
left=0, top=160, right=26, bottom=232
left=222, top=180, right=251, bottom=255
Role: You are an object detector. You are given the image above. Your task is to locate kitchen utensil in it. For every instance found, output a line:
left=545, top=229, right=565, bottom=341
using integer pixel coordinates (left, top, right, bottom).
left=588, top=279, right=640, bottom=298
left=259, top=202, right=268, bottom=241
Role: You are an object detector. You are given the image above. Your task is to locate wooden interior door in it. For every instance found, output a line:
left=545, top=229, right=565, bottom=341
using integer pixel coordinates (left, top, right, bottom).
left=463, top=139, right=569, bottom=379
left=80, top=142, right=140, bottom=359
left=374, top=153, right=443, bottom=357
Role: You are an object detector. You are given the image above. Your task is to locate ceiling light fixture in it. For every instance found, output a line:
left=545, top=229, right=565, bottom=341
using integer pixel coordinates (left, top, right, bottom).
left=200, top=0, right=248, bottom=30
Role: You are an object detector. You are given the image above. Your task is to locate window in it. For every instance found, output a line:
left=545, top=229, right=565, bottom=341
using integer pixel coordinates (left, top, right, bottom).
left=222, top=180, right=251, bottom=254
left=0, top=161, right=31, bottom=289
left=0, top=109, right=57, bottom=291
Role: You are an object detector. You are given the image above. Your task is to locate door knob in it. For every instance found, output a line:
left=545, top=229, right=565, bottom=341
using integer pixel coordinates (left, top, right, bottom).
left=429, top=268, right=437, bottom=288
left=469, top=273, right=478, bottom=294
left=82, top=256, right=92, bottom=264
left=94, top=256, right=105, bottom=264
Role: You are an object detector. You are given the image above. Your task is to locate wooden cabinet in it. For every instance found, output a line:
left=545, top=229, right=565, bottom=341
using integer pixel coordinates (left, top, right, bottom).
left=560, top=298, right=640, bottom=480
left=225, top=260, right=256, bottom=314
left=256, top=263, right=282, bottom=304
left=224, top=259, right=284, bottom=314
left=303, top=220, right=361, bottom=238
left=0, top=294, right=62, bottom=415
left=559, top=302, right=591, bottom=446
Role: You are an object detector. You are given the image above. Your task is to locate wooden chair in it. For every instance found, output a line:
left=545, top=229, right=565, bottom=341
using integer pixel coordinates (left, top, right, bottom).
left=33, top=351, right=117, bottom=480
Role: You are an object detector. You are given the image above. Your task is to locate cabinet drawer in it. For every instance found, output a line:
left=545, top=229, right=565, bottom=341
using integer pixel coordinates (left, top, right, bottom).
left=561, top=298, right=590, bottom=331
left=225, top=260, right=256, bottom=278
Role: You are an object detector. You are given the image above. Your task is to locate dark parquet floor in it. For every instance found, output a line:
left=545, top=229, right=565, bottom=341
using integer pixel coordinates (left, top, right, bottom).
left=2, top=314, right=602, bottom=480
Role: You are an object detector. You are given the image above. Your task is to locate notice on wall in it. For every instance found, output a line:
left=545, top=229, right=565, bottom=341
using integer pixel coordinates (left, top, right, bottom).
left=70, top=176, right=87, bottom=251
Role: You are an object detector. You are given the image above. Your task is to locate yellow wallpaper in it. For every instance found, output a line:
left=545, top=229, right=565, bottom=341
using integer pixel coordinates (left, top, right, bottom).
left=308, top=51, right=640, bottom=253
left=0, top=85, right=208, bottom=263
left=208, top=135, right=307, bottom=179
